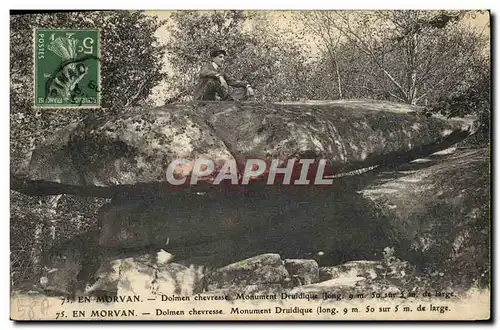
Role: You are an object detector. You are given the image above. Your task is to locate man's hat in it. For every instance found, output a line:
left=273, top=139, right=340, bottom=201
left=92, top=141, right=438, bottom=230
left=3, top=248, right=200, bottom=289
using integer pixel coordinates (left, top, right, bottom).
left=210, top=48, right=227, bottom=58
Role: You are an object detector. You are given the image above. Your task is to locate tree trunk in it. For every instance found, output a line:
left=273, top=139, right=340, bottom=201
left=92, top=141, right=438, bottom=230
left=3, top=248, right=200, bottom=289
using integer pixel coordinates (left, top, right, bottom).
left=31, top=221, right=44, bottom=277
left=334, top=55, right=343, bottom=98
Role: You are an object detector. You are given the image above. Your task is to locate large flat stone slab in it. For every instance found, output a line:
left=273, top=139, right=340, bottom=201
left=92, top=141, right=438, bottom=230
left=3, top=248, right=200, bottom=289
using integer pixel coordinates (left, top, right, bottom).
left=13, top=100, right=473, bottom=196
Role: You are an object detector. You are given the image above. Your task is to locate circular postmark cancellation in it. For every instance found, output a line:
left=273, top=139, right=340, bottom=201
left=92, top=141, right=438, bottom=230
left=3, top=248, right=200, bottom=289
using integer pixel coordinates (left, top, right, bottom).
left=34, top=29, right=101, bottom=108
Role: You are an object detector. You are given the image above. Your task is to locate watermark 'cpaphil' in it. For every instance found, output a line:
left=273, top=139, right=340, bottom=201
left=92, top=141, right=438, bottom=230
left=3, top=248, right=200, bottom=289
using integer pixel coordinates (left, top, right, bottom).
left=165, top=158, right=335, bottom=186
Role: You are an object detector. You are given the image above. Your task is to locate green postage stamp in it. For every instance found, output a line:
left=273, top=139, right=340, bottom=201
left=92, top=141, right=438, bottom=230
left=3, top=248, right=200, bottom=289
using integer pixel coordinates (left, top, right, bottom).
left=34, top=29, right=100, bottom=108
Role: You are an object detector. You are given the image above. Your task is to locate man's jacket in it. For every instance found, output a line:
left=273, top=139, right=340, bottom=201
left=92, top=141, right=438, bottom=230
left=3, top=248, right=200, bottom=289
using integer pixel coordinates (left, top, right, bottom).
left=193, top=62, right=249, bottom=100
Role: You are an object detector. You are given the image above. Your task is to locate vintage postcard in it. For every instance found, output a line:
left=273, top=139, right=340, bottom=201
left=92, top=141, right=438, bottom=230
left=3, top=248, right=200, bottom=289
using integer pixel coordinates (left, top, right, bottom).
left=10, top=9, right=491, bottom=321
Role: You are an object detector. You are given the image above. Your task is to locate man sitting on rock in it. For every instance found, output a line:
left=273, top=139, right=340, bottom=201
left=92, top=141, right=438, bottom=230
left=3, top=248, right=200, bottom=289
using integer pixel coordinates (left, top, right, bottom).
left=193, top=49, right=254, bottom=101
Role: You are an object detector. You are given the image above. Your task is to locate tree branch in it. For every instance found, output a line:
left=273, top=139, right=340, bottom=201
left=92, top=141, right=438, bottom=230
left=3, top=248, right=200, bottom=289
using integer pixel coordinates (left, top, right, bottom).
left=387, top=91, right=407, bottom=103
left=125, top=80, right=147, bottom=107
left=330, top=11, right=409, bottom=102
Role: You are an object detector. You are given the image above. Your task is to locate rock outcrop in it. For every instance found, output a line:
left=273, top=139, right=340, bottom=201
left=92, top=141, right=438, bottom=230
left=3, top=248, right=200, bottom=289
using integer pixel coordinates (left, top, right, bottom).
left=86, top=250, right=204, bottom=297
left=36, top=147, right=488, bottom=297
left=284, top=259, right=320, bottom=285
left=319, top=260, right=384, bottom=282
left=360, top=147, right=490, bottom=282
left=14, top=100, right=473, bottom=197
left=38, top=252, right=416, bottom=300
left=202, top=254, right=290, bottom=292
left=11, top=100, right=487, bottom=296
left=40, top=249, right=204, bottom=297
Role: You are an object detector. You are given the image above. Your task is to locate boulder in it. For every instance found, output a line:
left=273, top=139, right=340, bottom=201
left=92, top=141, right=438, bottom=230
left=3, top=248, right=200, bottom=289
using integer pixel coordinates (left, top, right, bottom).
left=27, top=106, right=234, bottom=187
left=288, top=256, right=411, bottom=299
left=86, top=250, right=203, bottom=297
left=202, top=254, right=290, bottom=292
left=14, top=100, right=474, bottom=197
left=284, top=259, right=319, bottom=285
left=319, top=260, right=383, bottom=282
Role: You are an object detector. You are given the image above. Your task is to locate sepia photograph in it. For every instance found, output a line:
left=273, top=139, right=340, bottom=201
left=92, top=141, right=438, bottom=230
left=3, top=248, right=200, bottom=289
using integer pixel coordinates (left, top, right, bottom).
left=9, top=9, right=491, bottom=321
